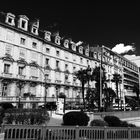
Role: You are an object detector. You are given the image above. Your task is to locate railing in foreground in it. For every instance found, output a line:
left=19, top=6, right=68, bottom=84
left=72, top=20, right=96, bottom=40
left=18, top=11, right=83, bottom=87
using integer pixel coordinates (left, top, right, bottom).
left=1, top=124, right=140, bottom=140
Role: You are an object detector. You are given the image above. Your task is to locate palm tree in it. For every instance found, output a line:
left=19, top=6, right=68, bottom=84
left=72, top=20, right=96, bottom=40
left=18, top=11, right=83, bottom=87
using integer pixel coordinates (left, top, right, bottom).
left=85, top=88, right=98, bottom=111
left=75, top=67, right=91, bottom=110
left=104, top=87, right=116, bottom=111
left=111, top=73, right=122, bottom=109
left=92, top=66, right=106, bottom=111
left=133, top=83, right=140, bottom=104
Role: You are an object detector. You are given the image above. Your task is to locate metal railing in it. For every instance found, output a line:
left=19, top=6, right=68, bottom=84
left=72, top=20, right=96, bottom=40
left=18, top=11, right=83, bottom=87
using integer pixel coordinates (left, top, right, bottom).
left=1, top=124, right=140, bottom=140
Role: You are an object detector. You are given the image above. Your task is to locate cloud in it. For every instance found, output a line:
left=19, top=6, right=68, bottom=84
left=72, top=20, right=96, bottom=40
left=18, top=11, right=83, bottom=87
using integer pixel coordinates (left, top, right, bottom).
left=75, top=41, right=83, bottom=46
left=124, top=54, right=140, bottom=67
left=112, top=43, right=135, bottom=54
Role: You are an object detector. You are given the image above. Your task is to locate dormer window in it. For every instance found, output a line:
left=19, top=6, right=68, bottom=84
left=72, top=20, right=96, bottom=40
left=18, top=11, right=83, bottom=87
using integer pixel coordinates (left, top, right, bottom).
left=31, top=27, right=38, bottom=35
left=18, top=15, right=29, bottom=31
left=85, top=49, right=89, bottom=56
left=64, top=39, right=69, bottom=48
left=71, top=43, right=76, bottom=51
left=31, top=19, right=39, bottom=35
left=44, top=31, right=51, bottom=41
left=5, top=13, right=15, bottom=26
left=21, top=20, right=26, bottom=28
left=85, top=45, right=89, bottom=56
left=55, top=35, right=61, bottom=45
left=79, top=46, right=83, bottom=54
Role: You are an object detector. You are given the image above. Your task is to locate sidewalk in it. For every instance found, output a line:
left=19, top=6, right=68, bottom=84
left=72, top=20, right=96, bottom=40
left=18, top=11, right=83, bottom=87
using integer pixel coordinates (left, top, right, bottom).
left=47, top=111, right=140, bottom=127
left=47, top=113, right=63, bottom=126
left=121, top=117, right=140, bottom=121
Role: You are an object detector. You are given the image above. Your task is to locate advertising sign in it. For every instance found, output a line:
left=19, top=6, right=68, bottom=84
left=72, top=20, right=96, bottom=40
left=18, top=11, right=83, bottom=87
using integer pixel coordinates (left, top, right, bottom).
left=56, top=98, right=64, bottom=115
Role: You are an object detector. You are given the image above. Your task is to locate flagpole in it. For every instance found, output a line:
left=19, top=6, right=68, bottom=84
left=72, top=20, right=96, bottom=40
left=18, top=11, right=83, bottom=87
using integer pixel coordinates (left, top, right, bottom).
left=100, top=45, right=103, bottom=111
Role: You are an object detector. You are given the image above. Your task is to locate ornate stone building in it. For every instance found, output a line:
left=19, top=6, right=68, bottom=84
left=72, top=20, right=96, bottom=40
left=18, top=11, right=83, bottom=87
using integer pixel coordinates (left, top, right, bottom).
left=0, top=12, right=139, bottom=108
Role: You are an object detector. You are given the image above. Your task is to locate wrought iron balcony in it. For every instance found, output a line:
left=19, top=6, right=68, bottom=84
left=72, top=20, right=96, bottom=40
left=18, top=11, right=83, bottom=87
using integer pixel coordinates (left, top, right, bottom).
left=73, top=82, right=78, bottom=86
left=0, top=96, right=57, bottom=103
left=55, top=80, right=61, bottom=84
left=46, top=79, right=51, bottom=83
left=64, top=81, right=71, bottom=85
left=17, top=74, right=26, bottom=79
left=29, top=76, right=38, bottom=81
left=2, top=72, right=12, bottom=78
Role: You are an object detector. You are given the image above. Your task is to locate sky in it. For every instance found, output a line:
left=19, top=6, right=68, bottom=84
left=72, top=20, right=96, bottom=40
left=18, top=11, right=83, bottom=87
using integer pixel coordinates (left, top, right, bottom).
left=1, top=1, right=140, bottom=66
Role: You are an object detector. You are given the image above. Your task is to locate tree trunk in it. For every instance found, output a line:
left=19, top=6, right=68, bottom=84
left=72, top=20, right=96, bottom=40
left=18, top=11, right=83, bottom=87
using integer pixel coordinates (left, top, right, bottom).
left=116, top=82, right=119, bottom=110
left=82, top=81, right=85, bottom=111
left=96, top=82, right=101, bottom=111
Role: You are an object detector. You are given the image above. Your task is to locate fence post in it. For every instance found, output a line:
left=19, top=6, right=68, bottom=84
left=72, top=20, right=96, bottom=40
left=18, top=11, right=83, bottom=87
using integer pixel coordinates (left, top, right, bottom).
left=1, top=125, right=5, bottom=133
left=75, top=126, right=79, bottom=140
left=104, top=126, right=107, bottom=140
left=128, top=127, right=131, bottom=140
left=42, top=126, right=46, bottom=140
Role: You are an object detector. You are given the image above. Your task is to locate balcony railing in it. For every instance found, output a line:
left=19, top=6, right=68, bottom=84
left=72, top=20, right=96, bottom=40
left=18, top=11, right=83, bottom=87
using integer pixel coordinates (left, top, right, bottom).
left=55, top=80, right=61, bottom=84
left=16, top=74, right=26, bottom=79
left=46, top=79, right=51, bottom=83
left=0, top=96, right=57, bottom=103
left=29, top=76, right=38, bottom=81
left=64, top=81, right=71, bottom=85
left=73, top=82, right=78, bottom=86
left=2, top=72, right=12, bottom=78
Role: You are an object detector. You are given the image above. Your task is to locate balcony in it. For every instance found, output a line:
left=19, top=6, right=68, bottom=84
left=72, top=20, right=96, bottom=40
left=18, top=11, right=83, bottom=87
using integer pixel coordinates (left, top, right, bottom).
left=55, top=80, right=61, bottom=84
left=0, top=96, right=57, bottom=103
left=29, top=76, right=38, bottom=81
left=73, top=82, right=78, bottom=86
left=46, top=79, right=51, bottom=83
left=64, top=81, right=71, bottom=85
left=2, top=72, right=12, bottom=78
left=17, top=74, right=26, bottom=79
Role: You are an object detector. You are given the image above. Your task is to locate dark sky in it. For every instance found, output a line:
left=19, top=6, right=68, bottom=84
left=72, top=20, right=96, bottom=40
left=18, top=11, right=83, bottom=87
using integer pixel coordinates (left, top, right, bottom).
left=1, top=1, right=140, bottom=55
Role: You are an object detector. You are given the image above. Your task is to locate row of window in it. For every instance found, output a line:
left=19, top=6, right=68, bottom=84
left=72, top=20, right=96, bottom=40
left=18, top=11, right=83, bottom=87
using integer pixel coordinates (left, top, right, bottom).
left=4, top=27, right=138, bottom=73
left=3, top=63, right=78, bottom=85
left=3, top=12, right=139, bottom=73
left=3, top=60, right=78, bottom=76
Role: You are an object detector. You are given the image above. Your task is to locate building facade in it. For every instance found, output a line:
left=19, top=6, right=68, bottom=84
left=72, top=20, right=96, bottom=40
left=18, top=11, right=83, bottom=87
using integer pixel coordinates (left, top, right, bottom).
left=0, top=12, right=139, bottom=108
left=91, top=46, right=140, bottom=105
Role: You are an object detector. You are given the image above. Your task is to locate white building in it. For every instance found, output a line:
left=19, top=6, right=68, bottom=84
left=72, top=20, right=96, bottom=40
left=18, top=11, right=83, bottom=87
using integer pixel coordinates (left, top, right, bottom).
left=0, top=12, right=139, bottom=108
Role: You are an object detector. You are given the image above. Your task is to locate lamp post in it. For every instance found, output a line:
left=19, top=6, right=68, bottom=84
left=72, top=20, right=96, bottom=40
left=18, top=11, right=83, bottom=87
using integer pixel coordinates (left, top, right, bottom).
left=100, top=46, right=104, bottom=111
left=16, top=80, right=25, bottom=108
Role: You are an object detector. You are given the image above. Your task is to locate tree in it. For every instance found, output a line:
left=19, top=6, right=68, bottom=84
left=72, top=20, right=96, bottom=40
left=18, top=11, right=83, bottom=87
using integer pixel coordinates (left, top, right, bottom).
left=75, top=67, right=91, bottom=110
left=92, top=66, right=106, bottom=111
left=104, top=87, right=116, bottom=111
left=133, top=83, right=140, bottom=103
left=85, top=88, right=98, bottom=111
left=111, top=73, right=122, bottom=109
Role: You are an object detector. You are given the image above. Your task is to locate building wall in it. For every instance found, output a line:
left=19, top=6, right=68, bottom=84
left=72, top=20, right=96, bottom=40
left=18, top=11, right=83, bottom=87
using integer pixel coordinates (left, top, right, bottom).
left=0, top=12, right=139, bottom=107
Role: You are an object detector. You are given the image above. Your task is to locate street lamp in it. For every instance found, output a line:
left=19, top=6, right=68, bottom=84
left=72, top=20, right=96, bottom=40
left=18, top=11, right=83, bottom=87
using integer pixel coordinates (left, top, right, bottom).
left=99, top=46, right=104, bottom=111
left=16, top=80, right=26, bottom=108
left=30, top=62, right=48, bottom=109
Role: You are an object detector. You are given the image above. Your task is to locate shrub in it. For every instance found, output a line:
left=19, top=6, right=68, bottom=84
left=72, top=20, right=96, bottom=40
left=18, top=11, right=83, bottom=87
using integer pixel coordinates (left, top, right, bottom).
left=3, top=108, right=50, bottom=125
left=127, top=123, right=136, bottom=127
left=0, top=103, right=14, bottom=110
left=104, top=115, right=121, bottom=127
left=90, top=119, right=108, bottom=127
left=0, top=108, right=5, bottom=126
left=120, top=121, right=129, bottom=127
left=62, top=111, right=89, bottom=126
left=120, top=121, right=136, bottom=127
